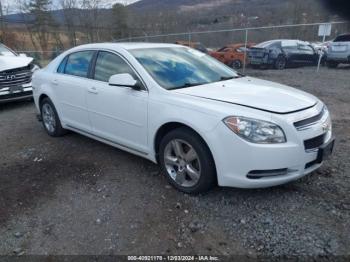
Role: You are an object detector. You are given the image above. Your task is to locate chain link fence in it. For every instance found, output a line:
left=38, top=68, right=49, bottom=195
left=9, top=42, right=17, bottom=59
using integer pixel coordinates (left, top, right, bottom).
left=114, top=21, right=350, bottom=73
left=13, top=21, right=350, bottom=71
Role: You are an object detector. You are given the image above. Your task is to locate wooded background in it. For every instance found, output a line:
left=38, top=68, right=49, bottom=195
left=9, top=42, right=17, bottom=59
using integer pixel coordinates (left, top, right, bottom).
left=0, top=0, right=349, bottom=59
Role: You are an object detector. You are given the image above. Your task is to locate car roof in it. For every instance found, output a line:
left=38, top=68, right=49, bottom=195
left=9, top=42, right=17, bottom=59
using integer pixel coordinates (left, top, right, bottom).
left=71, top=42, right=181, bottom=52
left=255, top=39, right=310, bottom=47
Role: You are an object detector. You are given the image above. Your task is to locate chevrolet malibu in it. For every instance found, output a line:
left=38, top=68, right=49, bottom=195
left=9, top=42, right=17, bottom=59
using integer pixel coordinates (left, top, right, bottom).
left=32, top=43, right=334, bottom=194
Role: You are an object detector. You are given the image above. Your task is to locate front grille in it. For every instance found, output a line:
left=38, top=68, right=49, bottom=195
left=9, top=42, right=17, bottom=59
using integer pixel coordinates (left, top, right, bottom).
left=294, top=107, right=325, bottom=130
left=304, top=134, right=325, bottom=151
left=0, top=65, right=33, bottom=89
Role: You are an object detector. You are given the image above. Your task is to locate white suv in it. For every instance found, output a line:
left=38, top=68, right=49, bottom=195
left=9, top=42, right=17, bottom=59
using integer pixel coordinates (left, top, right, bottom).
left=32, top=43, right=334, bottom=194
left=0, top=43, right=39, bottom=103
left=327, top=33, right=350, bottom=68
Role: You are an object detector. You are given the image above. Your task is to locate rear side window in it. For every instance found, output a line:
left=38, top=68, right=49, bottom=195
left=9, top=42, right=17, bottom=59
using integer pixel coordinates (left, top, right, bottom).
left=334, top=34, right=350, bottom=42
left=94, top=51, right=136, bottom=82
left=64, top=51, right=94, bottom=78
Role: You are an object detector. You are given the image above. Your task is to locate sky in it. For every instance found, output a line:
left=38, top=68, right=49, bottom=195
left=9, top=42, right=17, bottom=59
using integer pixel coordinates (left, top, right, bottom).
left=1, top=0, right=140, bottom=14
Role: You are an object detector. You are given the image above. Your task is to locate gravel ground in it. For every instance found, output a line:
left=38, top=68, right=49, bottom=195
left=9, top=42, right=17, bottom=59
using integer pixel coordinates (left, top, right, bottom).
left=0, top=66, right=349, bottom=258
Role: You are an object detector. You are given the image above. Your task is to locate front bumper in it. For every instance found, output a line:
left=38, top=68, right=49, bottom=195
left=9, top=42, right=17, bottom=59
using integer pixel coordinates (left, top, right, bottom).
left=327, top=52, right=350, bottom=63
left=0, top=83, right=33, bottom=103
left=206, top=103, right=333, bottom=188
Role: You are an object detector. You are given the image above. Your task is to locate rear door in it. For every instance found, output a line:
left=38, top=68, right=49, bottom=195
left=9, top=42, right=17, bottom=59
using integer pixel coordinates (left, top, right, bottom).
left=53, top=50, right=95, bottom=132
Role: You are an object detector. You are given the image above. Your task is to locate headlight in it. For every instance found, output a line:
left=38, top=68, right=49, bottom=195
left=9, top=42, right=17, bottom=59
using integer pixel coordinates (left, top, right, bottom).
left=223, top=116, right=286, bottom=144
left=31, top=64, right=40, bottom=72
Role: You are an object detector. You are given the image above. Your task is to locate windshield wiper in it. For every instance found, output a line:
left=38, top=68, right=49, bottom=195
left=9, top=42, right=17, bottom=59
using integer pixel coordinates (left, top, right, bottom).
left=219, top=74, right=245, bottom=81
left=168, top=82, right=208, bottom=90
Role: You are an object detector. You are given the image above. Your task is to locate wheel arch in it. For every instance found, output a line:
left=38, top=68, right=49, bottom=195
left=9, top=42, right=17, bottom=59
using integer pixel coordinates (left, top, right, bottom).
left=38, top=93, right=49, bottom=109
left=153, top=122, right=216, bottom=167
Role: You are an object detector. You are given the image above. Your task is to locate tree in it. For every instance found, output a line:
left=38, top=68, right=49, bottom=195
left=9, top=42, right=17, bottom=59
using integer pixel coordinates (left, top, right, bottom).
left=61, top=0, right=78, bottom=47
left=24, top=0, right=55, bottom=53
left=79, top=0, right=102, bottom=43
left=0, top=0, right=5, bottom=42
left=111, top=3, right=128, bottom=40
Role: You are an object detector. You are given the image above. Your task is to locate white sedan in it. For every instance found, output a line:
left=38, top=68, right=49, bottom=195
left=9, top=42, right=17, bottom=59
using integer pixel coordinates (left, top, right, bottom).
left=32, top=43, right=334, bottom=194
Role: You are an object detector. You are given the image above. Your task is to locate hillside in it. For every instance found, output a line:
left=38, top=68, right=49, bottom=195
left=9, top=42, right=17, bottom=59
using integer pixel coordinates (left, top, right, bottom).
left=3, top=0, right=339, bottom=31
left=129, top=0, right=334, bottom=25
left=2, top=0, right=346, bottom=52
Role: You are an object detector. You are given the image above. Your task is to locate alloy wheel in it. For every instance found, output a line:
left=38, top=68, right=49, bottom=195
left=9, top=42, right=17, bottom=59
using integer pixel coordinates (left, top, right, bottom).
left=276, top=57, right=286, bottom=70
left=163, top=139, right=201, bottom=188
left=232, top=60, right=242, bottom=69
left=42, top=103, right=56, bottom=133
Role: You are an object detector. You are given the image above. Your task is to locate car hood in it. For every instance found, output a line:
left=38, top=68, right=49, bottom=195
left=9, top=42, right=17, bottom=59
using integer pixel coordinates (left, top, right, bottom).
left=173, top=77, right=317, bottom=114
left=0, top=56, right=33, bottom=72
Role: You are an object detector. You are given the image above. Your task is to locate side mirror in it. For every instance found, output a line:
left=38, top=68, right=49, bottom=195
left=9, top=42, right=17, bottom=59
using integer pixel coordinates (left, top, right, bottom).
left=19, top=53, right=28, bottom=57
left=108, top=73, right=141, bottom=90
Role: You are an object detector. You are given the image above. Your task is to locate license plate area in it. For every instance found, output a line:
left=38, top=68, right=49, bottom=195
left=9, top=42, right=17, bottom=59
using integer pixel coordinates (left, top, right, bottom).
left=316, top=138, right=335, bottom=163
left=10, top=86, right=24, bottom=93
left=332, top=46, right=347, bottom=52
left=250, top=59, right=263, bottom=64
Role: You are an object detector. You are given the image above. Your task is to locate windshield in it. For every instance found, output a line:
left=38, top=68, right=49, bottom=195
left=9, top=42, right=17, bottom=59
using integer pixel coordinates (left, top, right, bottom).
left=254, top=40, right=280, bottom=48
left=334, top=34, right=350, bottom=42
left=0, top=44, right=17, bottom=56
left=130, top=47, right=239, bottom=90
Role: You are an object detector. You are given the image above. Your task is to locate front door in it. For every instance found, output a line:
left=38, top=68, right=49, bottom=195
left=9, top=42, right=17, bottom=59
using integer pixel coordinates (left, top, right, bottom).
left=86, top=51, right=149, bottom=153
left=297, top=44, right=317, bottom=65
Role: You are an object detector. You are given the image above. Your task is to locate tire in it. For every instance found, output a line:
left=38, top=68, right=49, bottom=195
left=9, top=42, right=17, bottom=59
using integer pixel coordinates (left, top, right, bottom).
left=327, top=61, right=339, bottom=68
left=231, top=59, right=242, bottom=69
left=40, top=97, right=67, bottom=137
left=274, top=55, right=287, bottom=70
left=159, top=127, right=216, bottom=194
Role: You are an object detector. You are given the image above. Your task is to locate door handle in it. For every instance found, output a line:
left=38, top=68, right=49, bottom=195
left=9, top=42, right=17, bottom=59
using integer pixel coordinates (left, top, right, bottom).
left=88, top=86, right=98, bottom=94
left=51, top=79, right=58, bottom=85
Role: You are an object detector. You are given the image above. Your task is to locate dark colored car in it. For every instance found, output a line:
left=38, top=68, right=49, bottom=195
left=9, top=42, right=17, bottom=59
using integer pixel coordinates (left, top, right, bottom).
left=248, top=40, right=320, bottom=69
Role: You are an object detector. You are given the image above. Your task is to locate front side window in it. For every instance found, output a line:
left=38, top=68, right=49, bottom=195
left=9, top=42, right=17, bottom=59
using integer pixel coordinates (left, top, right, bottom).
left=94, top=51, right=136, bottom=82
left=130, top=47, right=238, bottom=90
left=64, top=51, right=94, bottom=78
left=57, top=56, right=68, bottom=73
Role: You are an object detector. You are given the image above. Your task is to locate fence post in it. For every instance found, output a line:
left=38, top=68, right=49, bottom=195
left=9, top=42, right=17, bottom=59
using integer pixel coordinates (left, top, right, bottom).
left=243, top=29, right=249, bottom=73
left=317, top=26, right=327, bottom=73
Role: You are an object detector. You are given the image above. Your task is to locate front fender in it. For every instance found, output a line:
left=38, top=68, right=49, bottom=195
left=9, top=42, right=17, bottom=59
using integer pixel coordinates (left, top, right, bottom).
left=148, top=98, right=221, bottom=161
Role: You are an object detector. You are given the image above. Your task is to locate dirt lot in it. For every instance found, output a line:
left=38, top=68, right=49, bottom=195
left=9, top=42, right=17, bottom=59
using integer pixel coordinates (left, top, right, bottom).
left=0, top=66, right=349, bottom=258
